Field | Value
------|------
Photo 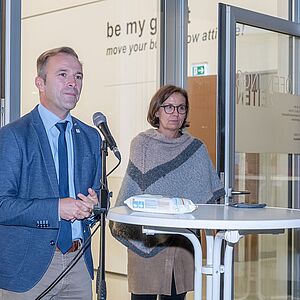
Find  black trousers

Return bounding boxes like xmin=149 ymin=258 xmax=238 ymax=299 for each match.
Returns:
xmin=131 ymin=274 xmax=187 ymax=300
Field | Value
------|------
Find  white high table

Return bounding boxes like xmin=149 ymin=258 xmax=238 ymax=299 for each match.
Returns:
xmin=107 ymin=204 xmax=300 ymax=300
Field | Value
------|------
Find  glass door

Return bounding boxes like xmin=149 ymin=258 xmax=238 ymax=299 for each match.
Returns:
xmin=218 ymin=3 xmax=300 ymax=299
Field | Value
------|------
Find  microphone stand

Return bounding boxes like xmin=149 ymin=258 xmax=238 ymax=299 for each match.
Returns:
xmin=93 ymin=140 xmax=109 ymax=300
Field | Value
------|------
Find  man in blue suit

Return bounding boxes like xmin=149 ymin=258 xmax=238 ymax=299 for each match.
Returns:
xmin=0 ymin=47 xmax=102 ymax=299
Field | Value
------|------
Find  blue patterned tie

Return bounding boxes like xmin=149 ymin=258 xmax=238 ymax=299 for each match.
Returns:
xmin=55 ymin=122 xmax=72 ymax=254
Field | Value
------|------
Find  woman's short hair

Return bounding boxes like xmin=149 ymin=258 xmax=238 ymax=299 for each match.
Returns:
xmin=147 ymin=84 xmax=189 ymax=129
xmin=36 ymin=46 xmax=81 ymax=80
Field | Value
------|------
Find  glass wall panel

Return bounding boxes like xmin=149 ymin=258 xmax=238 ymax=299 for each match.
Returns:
xmin=21 ymin=1 xmax=160 ymax=299
xmin=234 ymin=25 xmax=300 ymax=299
xmin=187 ymin=0 xmax=289 ymax=163
xmin=21 ymin=0 xmax=159 ymax=172
xmin=187 ymin=1 xmax=294 ymax=299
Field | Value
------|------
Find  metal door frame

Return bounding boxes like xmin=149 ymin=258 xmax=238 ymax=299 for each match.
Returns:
xmin=0 ymin=0 xmax=21 ymax=126
xmin=217 ymin=2 xmax=300 ymax=204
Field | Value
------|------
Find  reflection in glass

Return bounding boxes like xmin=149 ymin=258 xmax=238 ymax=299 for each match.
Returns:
xmin=235 ymin=24 xmax=300 ymax=299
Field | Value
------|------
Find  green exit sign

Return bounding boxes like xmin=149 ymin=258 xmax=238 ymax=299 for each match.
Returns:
xmin=191 ymin=63 xmax=208 ymax=76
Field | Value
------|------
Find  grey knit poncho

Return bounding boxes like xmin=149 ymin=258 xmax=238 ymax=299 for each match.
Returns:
xmin=110 ymin=129 xmax=225 ymax=257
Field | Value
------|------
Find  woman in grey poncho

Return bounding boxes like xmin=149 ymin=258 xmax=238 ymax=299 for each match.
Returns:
xmin=110 ymin=85 xmax=225 ymax=300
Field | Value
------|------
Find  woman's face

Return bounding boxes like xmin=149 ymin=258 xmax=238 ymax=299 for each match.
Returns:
xmin=155 ymin=92 xmax=187 ymax=138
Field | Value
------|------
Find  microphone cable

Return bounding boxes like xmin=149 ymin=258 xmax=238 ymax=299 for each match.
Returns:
xmin=35 ymin=152 xmax=121 ymax=299
xmin=107 ymin=158 xmax=121 ymax=177
xmin=35 ymin=223 xmax=100 ymax=300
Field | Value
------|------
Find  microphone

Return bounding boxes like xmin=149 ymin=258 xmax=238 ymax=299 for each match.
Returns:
xmin=93 ymin=112 xmax=121 ymax=160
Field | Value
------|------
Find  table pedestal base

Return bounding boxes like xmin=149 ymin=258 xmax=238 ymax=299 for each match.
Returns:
xmin=143 ymin=226 xmax=243 ymax=300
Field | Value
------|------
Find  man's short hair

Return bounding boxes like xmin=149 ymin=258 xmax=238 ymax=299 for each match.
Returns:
xmin=36 ymin=46 xmax=81 ymax=80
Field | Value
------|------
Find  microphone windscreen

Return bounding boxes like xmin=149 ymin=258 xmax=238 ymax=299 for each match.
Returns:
xmin=93 ymin=112 xmax=107 ymax=127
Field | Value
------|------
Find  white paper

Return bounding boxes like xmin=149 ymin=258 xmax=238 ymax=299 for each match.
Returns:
xmin=124 ymin=194 xmax=196 ymax=214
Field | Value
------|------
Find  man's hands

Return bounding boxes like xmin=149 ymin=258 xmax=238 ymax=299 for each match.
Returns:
xmin=59 ymin=188 xmax=98 ymax=221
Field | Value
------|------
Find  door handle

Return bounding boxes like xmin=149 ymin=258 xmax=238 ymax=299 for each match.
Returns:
xmin=231 ymin=190 xmax=250 ymax=196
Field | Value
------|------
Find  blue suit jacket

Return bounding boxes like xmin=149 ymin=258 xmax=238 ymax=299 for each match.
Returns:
xmin=0 ymin=106 xmax=102 ymax=292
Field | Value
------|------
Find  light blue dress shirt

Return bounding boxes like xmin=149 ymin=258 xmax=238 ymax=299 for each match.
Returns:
xmin=38 ymin=104 xmax=83 ymax=241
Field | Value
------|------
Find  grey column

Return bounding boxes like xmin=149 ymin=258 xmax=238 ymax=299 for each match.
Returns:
xmin=160 ymin=0 xmax=188 ymax=88
xmin=0 ymin=0 xmax=21 ymax=126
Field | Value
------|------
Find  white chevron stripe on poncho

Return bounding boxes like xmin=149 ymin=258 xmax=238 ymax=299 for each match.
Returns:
xmin=110 ymin=129 xmax=225 ymax=257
